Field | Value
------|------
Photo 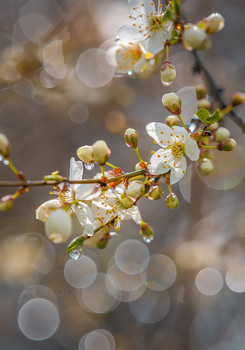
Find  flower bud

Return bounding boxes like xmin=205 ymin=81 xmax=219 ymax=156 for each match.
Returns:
xmin=45 ymin=209 xmax=72 ymax=243
xmin=77 ymin=145 xmax=94 ymax=163
xmin=141 ymin=182 xmax=151 ymax=196
xmin=162 ymin=93 xmax=181 ymax=115
xmin=0 ymin=195 xmax=14 ymax=211
xmin=197 ymin=99 xmax=211 ymax=110
xmin=207 ymin=122 xmax=219 ymax=133
xmin=218 ymin=138 xmax=236 ymax=151
xmin=135 ymin=162 xmax=142 ymax=171
xmin=231 ymin=92 xmax=245 ymax=107
xmin=139 ymin=221 xmax=154 ymax=243
xmin=160 ymin=62 xmax=176 ymax=86
xmin=0 ymin=133 xmax=10 ymax=157
xmin=206 ymin=13 xmax=225 ymax=34
xmin=165 ymin=115 xmax=180 ymax=127
xmin=183 ymin=24 xmax=208 ymax=51
xmin=92 ymin=140 xmax=111 ymax=165
xmin=165 ymin=193 xmax=179 ymax=209
xmin=149 ymin=185 xmax=163 ymax=200
xmin=214 ymin=127 xmax=230 ymax=142
xmin=126 ymin=181 xmax=143 ymax=198
xmin=197 ymin=158 xmax=214 ymax=176
xmin=36 ymin=199 xmax=60 ymax=222
xmin=195 ymin=84 xmax=207 ymax=100
xmin=120 ymin=193 xmax=135 ymax=209
xmin=124 ymin=128 xmax=139 ymax=149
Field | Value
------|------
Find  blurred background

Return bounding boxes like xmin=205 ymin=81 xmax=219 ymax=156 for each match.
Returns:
xmin=0 ymin=0 xmax=245 ymax=349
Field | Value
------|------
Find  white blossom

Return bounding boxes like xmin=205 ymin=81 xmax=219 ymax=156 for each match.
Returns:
xmin=146 ymin=122 xmax=200 ymax=184
xmin=117 ymin=0 xmax=174 ymax=54
xmin=45 ymin=209 xmax=72 ymax=243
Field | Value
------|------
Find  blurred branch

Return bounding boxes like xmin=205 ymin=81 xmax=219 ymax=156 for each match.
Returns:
xmin=191 ymin=50 xmax=245 ymax=133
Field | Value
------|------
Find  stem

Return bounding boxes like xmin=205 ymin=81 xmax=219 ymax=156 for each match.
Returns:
xmin=220 ymin=105 xmax=233 ymax=117
xmin=6 ymin=158 xmax=19 ymax=176
xmin=105 ymin=162 xmax=118 ymax=169
xmin=177 ymin=114 xmax=188 ymax=130
xmin=134 ymin=148 xmax=143 ymax=162
xmin=167 ymin=184 xmax=172 ymax=193
xmin=100 ymin=165 xmax=105 ymax=178
xmin=165 ymin=44 xmax=169 ymax=61
xmin=0 ymin=170 xmax=146 ymax=187
xmin=201 ymin=145 xmax=218 ymax=150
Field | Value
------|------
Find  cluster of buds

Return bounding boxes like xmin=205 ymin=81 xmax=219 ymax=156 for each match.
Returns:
xmin=77 ymin=140 xmax=111 ymax=165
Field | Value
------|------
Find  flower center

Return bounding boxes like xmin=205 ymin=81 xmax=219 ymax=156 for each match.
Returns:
xmin=148 ymin=15 xmax=166 ymax=32
xmin=170 ymin=142 xmax=185 ymax=159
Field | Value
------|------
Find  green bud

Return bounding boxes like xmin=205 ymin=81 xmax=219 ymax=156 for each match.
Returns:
xmin=120 ymin=193 xmax=135 ymax=209
xmin=165 ymin=115 xmax=180 ymax=127
xmin=141 ymin=182 xmax=151 ymax=196
xmin=218 ymin=138 xmax=236 ymax=151
xmin=92 ymin=140 xmax=111 ymax=165
xmin=139 ymin=221 xmax=154 ymax=243
xmin=205 ymin=13 xmax=225 ymax=34
xmin=135 ymin=162 xmax=142 ymax=171
xmin=183 ymin=24 xmax=208 ymax=51
xmin=231 ymin=92 xmax=245 ymax=107
xmin=0 ymin=133 xmax=10 ymax=157
xmin=207 ymin=122 xmax=219 ymax=133
xmin=195 ymin=84 xmax=207 ymax=100
xmin=126 ymin=181 xmax=143 ymax=198
xmin=97 ymin=237 xmax=109 ymax=249
xmin=0 ymin=195 xmax=14 ymax=211
xmin=149 ymin=185 xmax=163 ymax=200
xmin=124 ymin=128 xmax=139 ymax=149
xmin=197 ymin=99 xmax=211 ymax=110
xmin=165 ymin=193 xmax=179 ymax=209
xmin=214 ymin=127 xmax=230 ymax=142
xmin=198 ymin=158 xmax=214 ymax=176
xmin=162 ymin=93 xmax=181 ymax=115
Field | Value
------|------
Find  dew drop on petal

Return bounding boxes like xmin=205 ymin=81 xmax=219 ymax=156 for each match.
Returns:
xmin=69 ymin=246 xmax=84 ymax=261
xmin=84 ymin=163 xmax=94 ymax=170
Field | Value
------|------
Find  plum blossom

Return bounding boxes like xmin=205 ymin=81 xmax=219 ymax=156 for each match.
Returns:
xmin=117 ymin=0 xmax=174 ymax=54
xmin=146 ymin=122 xmax=200 ymax=184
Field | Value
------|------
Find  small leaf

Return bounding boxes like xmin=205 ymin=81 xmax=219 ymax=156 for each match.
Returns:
xmin=196 ymin=108 xmax=210 ymax=123
xmin=66 ymin=236 xmax=87 ymax=254
xmin=206 ymin=109 xmax=220 ymax=124
xmin=171 ymin=0 xmax=181 ymax=16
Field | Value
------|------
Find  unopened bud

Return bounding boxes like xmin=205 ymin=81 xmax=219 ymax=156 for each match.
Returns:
xmin=197 ymin=99 xmax=211 ymax=110
xmin=124 ymin=128 xmax=139 ymax=149
xmin=183 ymin=24 xmax=208 ymax=51
xmin=198 ymin=158 xmax=214 ymax=176
xmin=92 ymin=140 xmax=111 ymax=165
xmin=162 ymin=93 xmax=181 ymax=115
xmin=135 ymin=162 xmax=142 ymax=171
xmin=160 ymin=62 xmax=176 ymax=86
xmin=149 ymin=185 xmax=163 ymax=200
xmin=195 ymin=84 xmax=207 ymax=100
xmin=139 ymin=221 xmax=154 ymax=243
xmin=231 ymin=92 xmax=245 ymax=107
xmin=45 ymin=209 xmax=72 ymax=243
xmin=214 ymin=127 xmax=230 ymax=142
xmin=97 ymin=237 xmax=109 ymax=249
xmin=126 ymin=181 xmax=143 ymax=198
xmin=141 ymin=182 xmax=151 ymax=196
xmin=207 ymin=122 xmax=219 ymax=133
xmin=120 ymin=193 xmax=135 ymax=209
xmin=77 ymin=145 xmax=94 ymax=163
xmin=218 ymin=138 xmax=236 ymax=151
xmin=0 ymin=195 xmax=14 ymax=211
xmin=0 ymin=133 xmax=10 ymax=157
xmin=165 ymin=193 xmax=179 ymax=209
xmin=36 ymin=199 xmax=60 ymax=222
xmin=206 ymin=13 xmax=225 ymax=34
xmin=165 ymin=115 xmax=180 ymax=127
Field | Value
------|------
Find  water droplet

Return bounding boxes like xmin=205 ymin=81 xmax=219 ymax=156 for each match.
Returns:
xmin=161 ymin=80 xmax=172 ymax=87
xmin=69 ymin=246 xmax=84 ymax=261
xmin=84 ymin=162 xmax=94 ymax=170
xmin=128 ymin=70 xmax=133 ymax=76
xmin=142 ymin=236 xmax=153 ymax=244
xmin=115 ymin=186 xmax=124 ymax=194
xmin=3 ymin=159 xmax=9 ymax=165
xmin=109 ymin=231 xmax=117 ymax=236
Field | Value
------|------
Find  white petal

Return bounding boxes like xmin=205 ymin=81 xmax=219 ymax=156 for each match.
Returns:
xmin=129 ymin=0 xmax=155 ymax=17
xmin=148 ymin=149 xmax=173 ymax=175
xmin=74 ymin=204 xmax=94 ymax=236
xmin=45 ymin=209 xmax=72 ymax=243
xmin=69 ymin=157 xmax=83 ymax=191
xmin=117 ymin=24 xmax=145 ymax=42
xmin=177 ymin=86 xmax=198 ymax=123
xmin=146 ymin=122 xmax=172 ymax=147
xmin=122 ymin=205 xmax=142 ymax=224
xmin=170 ymin=157 xmax=187 ymax=185
xmin=171 ymin=126 xmax=189 ymax=143
xmin=76 ymin=183 xmax=101 ymax=201
xmin=145 ymin=31 xmax=165 ymax=54
xmin=184 ymin=137 xmax=200 ymax=161
xmin=36 ymin=199 xmax=60 ymax=222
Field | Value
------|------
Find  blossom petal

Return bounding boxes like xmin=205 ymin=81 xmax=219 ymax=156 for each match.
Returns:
xmin=145 ymin=31 xmax=165 ymax=54
xmin=177 ymin=86 xmax=198 ymax=123
xmin=76 ymin=183 xmax=101 ymax=201
xmin=170 ymin=156 xmax=187 ymax=185
xmin=146 ymin=122 xmax=172 ymax=147
xmin=148 ymin=149 xmax=173 ymax=175
xmin=74 ymin=204 xmax=94 ymax=236
xmin=36 ymin=199 xmax=60 ymax=222
xmin=69 ymin=157 xmax=83 ymax=191
xmin=129 ymin=0 xmax=155 ymax=17
xmin=184 ymin=137 xmax=200 ymax=161
xmin=117 ymin=24 xmax=145 ymax=42
xmin=123 ymin=205 xmax=142 ymax=224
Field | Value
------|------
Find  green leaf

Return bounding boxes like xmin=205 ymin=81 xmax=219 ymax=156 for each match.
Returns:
xmin=206 ymin=109 xmax=220 ymax=124
xmin=169 ymin=29 xmax=180 ymax=44
xmin=162 ymin=7 xmax=175 ymax=21
xmin=171 ymin=0 xmax=181 ymax=16
xmin=196 ymin=109 xmax=210 ymax=123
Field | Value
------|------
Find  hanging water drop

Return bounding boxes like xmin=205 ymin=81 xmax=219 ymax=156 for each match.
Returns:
xmin=69 ymin=246 xmax=84 ymax=260
xmin=84 ymin=162 xmax=94 ymax=170
xmin=142 ymin=236 xmax=153 ymax=243
xmin=2 ymin=159 xmax=9 ymax=165
xmin=128 ymin=70 xmax=133 ymax=76
xmin=160 ymin=62 xmax=176 ymax=86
